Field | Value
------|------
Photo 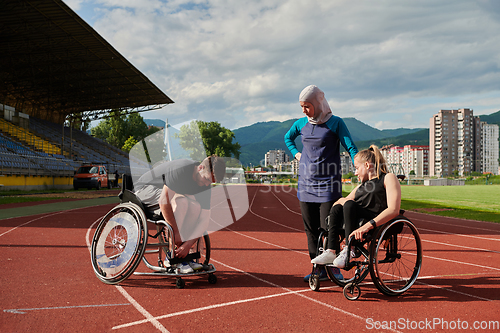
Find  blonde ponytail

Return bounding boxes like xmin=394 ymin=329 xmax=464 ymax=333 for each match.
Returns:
xmin=355 ymin=145 xmax=388 ymax=178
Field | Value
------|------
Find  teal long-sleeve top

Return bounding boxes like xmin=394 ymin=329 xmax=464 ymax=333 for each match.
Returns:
xmin=284 ymin=116 xmax=358 ymax=202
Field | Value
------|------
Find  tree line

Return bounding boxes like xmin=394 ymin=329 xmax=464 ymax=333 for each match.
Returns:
xmin=90 ymin=111 xmax=241 ymax=160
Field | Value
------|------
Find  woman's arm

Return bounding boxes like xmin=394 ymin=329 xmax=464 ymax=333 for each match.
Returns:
xmin=284 ymin=118 xmax=306 ymax=158
xmin=334 ymin=184 xmax=360 ymax=205
xmin=350 ymin=173 xmax=401 ymax=240
xmin=325 ymin=116 xmax=358 ymax=162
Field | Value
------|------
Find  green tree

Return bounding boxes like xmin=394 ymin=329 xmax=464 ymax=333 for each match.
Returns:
xmin=177 ymin=120 xmax=241 ymax=160
xmin=122 ymin=136 xmax=138 ymax=153
xmin=90 ymin=110 xmax=160 ymax=150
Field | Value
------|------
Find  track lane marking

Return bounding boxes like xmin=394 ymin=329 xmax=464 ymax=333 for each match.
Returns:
xmin=113 ymin=258 xmax=402 ymax=333
xmin=419 ymin=237 xmax=500 ymax=254
xmin=247 ymin=187 xmax=303 ymax=232
xmin=112 ymin=271 xmax=500 ymax=330
xmin=415 ymin=280 xmax=495 ymax=302
xmin=86 ymin=218 xmax=169 ymax=333
xmin=0 ymin=210 xmax=67 ymax=238
xmin=3 ymin=303 xmax=131 ymax=314
xmin=112 ymin=287 xmax=336 ymax=330
xmin=418 ymin=227 xmax=500 ymax=242
xmin=115 ymin=285 xmax=169 ymax=333
xmin=86 ymin=185 xmax=497 ymax=332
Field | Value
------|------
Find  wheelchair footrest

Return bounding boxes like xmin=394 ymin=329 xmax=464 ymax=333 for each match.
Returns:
xmin=133 ymin=264 xmax=216 ymax=277
xmin=167 ymin=252 xmax=201 ymax=266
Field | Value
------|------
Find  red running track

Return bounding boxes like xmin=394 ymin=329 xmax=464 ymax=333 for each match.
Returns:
xmin=1 ymin=184 xmax=499 ymax=332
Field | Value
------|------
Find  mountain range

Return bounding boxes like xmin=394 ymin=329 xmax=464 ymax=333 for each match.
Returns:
xmin=145 ymin=109 xmax=500 ymax=166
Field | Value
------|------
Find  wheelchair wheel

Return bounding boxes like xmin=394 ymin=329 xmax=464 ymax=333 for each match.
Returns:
xmin=369 ymin=218 xmax=422 ymax=296
xmin=91 ymin=203 xmax=148 ymax=284
xmin=343 ymin=282 xmax=361 ymax=301
xmin=320 ymin=232 xmax=370 ymax=288
xmin=194 ymin=234 xmax=211 ymax=266
xmin=308 ymin=265 xmax=322 ymax=291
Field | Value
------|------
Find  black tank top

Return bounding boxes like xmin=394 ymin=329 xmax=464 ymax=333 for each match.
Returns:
xmin=354 ymin=173 xmax=387 ymax=215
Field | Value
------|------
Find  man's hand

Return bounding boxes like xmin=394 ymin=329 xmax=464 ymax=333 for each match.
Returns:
xmin=174 ymin=238 xmax=197 ymax=258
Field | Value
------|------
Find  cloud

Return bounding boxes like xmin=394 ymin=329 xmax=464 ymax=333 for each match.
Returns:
xmin=71 ymin=0 xmax=500 ymax=130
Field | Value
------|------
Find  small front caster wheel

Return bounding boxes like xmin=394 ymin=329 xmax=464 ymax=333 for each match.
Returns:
xmin=176 ymin=277 xmax=185 ymax=289
xmin=343 ymin=282 xmax=361 ymax=301
xmin=309 ymin=274 xmax=320 ymax=291
xmin=208 ymin=274 xmax=217 ymax=284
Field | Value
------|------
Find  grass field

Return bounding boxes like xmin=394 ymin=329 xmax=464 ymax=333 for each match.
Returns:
xmin=341 ymin=184 xmax=500 ymax=223
xmin=399 ymin=185 xmax=500 ymax=223
xmin=401 ymin=185 xmax=500 ymax=213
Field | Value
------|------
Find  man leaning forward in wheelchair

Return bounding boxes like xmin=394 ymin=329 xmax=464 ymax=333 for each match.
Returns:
xmin=311 ymin=145 xmax=401 ymax=268
xmin=134 ymin=155 xmax=226 ymax=274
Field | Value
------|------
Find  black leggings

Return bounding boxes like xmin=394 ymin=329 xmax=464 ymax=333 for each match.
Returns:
xmin=300 ymin=201 xmax=335 ymax=259
xmin=327 ymin=201 xmax=376 ymax=253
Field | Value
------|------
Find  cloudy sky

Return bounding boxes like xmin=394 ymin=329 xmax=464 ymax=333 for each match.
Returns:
xmin=66 ymin=0 xmax=500 ymax=131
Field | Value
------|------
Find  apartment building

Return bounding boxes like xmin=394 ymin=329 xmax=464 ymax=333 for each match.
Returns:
xmin=402 ymin=145 xmax=429 ymax=177
xmin=340 ymin=151 xmax=355 ymax=175
xmin=481 ymin=122 xmax=500 ymax=175
xmin=264 ymin=149 xmax=290 ymax=168
xmin=429 ymin=109 xmax=482 ymax=177
xmin=380 ymin=145 xmax=429 ymax=177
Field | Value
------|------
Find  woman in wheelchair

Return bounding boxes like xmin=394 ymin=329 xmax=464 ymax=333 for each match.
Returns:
xmin=311 ymin=144 xmax=401 ymax=268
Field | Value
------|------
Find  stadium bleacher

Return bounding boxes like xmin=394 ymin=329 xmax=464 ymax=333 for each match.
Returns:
xmin=0 ymin=117 xmax=130 ymax=177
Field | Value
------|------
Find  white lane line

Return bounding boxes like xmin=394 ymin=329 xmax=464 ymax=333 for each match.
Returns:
xmin=248 ymin=189 xmax=500 ymax=271
xmin=113 ymin=258 xmax=402 ymax=333
xmin=268 ymin=187 xmax=302 ymax=216
xmin=0 ymin=210 xmax=67 ymax=238
xmin=408 ymin=211 xmax=500 ymax=228
xmin=422 ymin=252 xmax=500 ymax=271
xmin=112 ymin=287 xmax=334 ymax=330
xmin=415 ymin=280 xmax=494 ymax=302
xmin=420 ymin=237 xmax=500 ymax=254
xmin=419 ymin=219 xmax=500 ymax=234
xmin=3 ymin=303 xmax=131 ymax=314
xmin=86 ymin=218 xmax=170 ymax=333
xmin=113 ymin=270 xmax=500 ymax=330
xmin=418 ymin=227 xmax=500 ymax=242
xmin=248 ymin=187 xmax=303 ymax=232
xmin=115 ymin=285 xmax=169 ymax=333
xmin=211 ymin=218 xmax=307 ymax=256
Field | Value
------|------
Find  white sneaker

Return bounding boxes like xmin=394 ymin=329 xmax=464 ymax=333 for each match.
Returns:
xmin=311 ymin=250 xmax=337 ymax=265
xmin=177 ymin=262 xmax=194 ymax=274
xmin=189 ymin=261 xmax=204 ymax=271
xmin=163 ymin=251 xmax=172 ymax=268
xmin=332 ymin=247 xmax=356 ymax=269
xmin=163 ymin=258 xmax=171 ymax=268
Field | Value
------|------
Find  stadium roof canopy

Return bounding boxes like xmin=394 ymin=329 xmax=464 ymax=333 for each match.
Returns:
xmin=0 ymin=0 xmax=174 ymax=124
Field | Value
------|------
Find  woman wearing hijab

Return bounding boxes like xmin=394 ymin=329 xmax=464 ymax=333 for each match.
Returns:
xmin=284 ymin=85 xmax=358 ymax=282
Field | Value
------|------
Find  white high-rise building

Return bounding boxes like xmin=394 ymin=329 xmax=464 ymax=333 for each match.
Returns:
xmin=380 ymin=145 xmax=429 ymax=177
xmin=429 ymin=109 xmax=482 ymax=177
xmin=340 ymin=152 xmax=355 ymax=175
xmin=481 ymin=122 xmax=499 ymax=175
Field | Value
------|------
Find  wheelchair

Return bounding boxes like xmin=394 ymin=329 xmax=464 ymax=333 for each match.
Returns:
xmin=90 ymin=178 xmax=217 ymax=289
xmin=309 ymin=211 xmax=422 ymax=300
